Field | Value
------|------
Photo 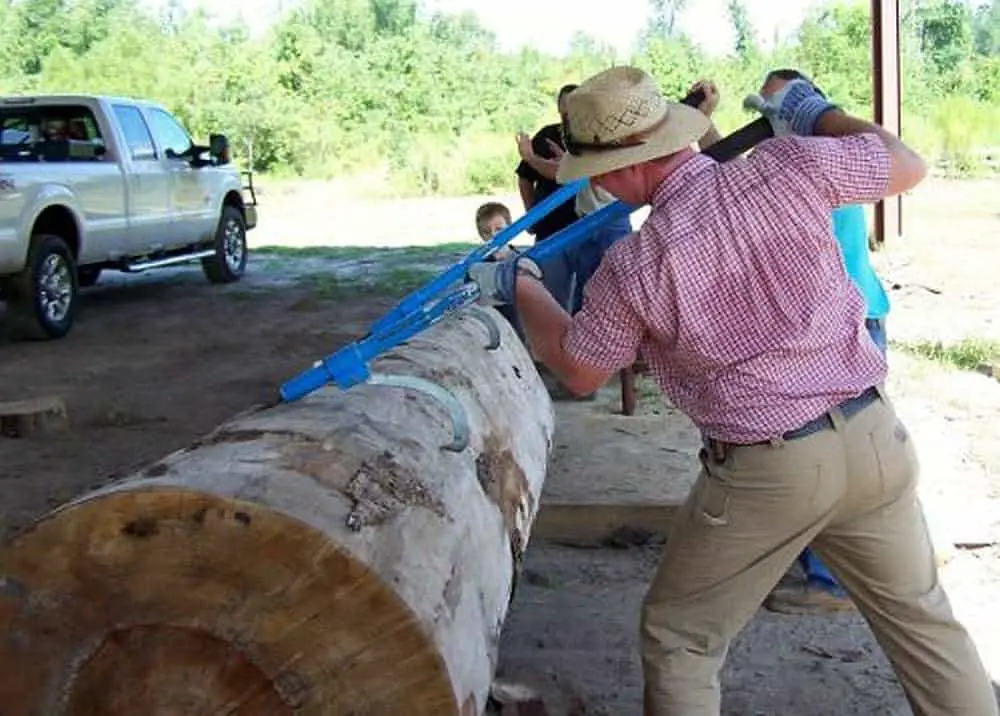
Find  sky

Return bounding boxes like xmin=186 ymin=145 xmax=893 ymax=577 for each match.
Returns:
xmin=144 ymin=0 xmax=821 ymax=57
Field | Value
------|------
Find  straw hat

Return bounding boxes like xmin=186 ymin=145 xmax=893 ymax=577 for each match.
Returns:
xmin=556 ymin=66 xmax=711 ymax=183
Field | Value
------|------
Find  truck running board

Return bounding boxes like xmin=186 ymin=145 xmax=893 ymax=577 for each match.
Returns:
xmin=123 ymin=249 xmax=216 ymax=273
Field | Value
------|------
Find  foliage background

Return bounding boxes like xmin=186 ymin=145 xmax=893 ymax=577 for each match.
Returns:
xmin=1 ymin=0 xmax=998 ymax=195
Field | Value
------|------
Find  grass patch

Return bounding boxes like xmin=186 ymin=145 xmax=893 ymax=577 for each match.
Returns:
xmin=296 ymin=266 xmax=441 ymax=301
xmin=255 ymin=245 xmax=376 ymax=260
xmin=891 ymin=338 xmax=1000 ymax=371
xmin=254 ymin=242 xmax=477 ymax=262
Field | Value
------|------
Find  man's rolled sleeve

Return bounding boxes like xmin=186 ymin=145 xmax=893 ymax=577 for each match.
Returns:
xmin=563 ymin=258 xmax=645 ymax=372
xmin=763 ymin=134 xmax=892 ymax=208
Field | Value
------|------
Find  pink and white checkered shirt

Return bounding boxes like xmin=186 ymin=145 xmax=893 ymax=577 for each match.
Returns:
xmin=564 ymin=134 xmax=891 ymax=444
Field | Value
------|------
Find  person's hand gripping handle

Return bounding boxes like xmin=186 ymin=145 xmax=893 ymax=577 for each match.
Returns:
xmin=467 ymin=256 xmax=543 ymax=306
xmin=743 ymin=78 xmax=838 ymax=137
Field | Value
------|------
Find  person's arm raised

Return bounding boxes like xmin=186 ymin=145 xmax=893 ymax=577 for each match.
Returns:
xmin=812 ymin=109 xmax=926 ymax=197
xmin=750 ymin=78 xmax=927 ymax=205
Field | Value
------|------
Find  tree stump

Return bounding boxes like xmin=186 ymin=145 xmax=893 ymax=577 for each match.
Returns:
xmin=0 ymin=307 xmax=554 ymax=715
xmin=0 ymin=396 xmax=68 ymax=438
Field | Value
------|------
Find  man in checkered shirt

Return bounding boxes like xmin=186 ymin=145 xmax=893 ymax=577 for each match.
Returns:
xmin=469 ymin=66 xmax=998 ymax=715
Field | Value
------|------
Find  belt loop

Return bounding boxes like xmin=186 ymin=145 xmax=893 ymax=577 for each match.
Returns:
xmin=768 ymin=437 xmax=783 ymax=448
xmin=710 ymin=439 xmax=727 ymax=464
xmin=874 ymin=383 xmax=887 ymax=402
xmin=829 ymin=406 xmax=847 ymax=432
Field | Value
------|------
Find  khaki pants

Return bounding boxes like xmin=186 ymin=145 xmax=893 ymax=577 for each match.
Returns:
xmin=641 ymin=389 xmax=998 ymax=716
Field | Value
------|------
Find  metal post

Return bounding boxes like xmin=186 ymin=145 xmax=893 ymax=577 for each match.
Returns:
xmin=871 ymin=0 xmax=903 ymax=246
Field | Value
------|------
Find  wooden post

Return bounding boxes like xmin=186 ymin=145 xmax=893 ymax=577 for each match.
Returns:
xmin=872 ymin=0 xmax=903 ymax=247
xmin=0 ymin=308 xmax=554 ymax=716
xmin=620 ymin=367 xmax=637 ymax=416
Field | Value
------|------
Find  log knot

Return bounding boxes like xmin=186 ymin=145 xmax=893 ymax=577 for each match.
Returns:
xmin=476 ymin=435 xmax=535 ymax=601
xmin=475 ymin=437 xmax=534 ymax=542
xmin=345 ymin=450 xmax=446 ymax=531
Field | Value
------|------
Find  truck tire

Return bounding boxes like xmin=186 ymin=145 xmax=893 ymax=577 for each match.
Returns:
xmin=201 ymin=205 xmax=247 ymax=284
xmin=78 ymin=267 xmax=102 ymax=288
xmin=7 ymin=233 xmax=78 ymax=341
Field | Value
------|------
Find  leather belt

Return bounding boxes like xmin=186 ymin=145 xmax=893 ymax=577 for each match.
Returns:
xmin=704 ymin=386 xmax=881 ymax=463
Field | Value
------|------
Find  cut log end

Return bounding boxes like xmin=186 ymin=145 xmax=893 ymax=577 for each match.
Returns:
xmin=0 ymin=308 xmax=553 ymax=715
xmin=67 ymin=625 xmax=290 ymax=715
xmin=0 ymin=396 xmax=68 ymax=438
xmin=0 ymin=490 xmax=454 ymax=714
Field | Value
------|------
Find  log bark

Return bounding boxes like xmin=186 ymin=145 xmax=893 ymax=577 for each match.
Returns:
xmin=0 ymin=396 xmax=68 ymax=438
xmin=0 ymin=307 xmax=554 ymax=716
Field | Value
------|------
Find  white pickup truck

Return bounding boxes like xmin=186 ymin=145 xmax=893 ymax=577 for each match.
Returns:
xmin=0 ymin=93 xmax=258 ymax=340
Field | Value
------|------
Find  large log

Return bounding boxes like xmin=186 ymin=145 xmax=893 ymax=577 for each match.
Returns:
xmin=0 ymin=307 xmax=554 ymax=716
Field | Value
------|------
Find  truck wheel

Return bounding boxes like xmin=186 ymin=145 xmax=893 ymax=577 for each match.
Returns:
xmin=78 ymin=267 xmax=102 ymax=288
xmin=201 ymin=205 xmax=247 ymax=284
xmin=8 ymin=234 xmax=78 ymax=340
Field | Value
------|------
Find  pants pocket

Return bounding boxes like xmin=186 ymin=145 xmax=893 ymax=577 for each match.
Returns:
xmin=694 ymin=471 xmax=730 ymax=527
xmin=868 ymin=416 xmax=919 ymax=502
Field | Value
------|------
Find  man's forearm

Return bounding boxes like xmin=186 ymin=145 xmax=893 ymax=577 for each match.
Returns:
xmin=515 ymin=277 xmax=571 ymax=365
xmin=522 ymin=153 xmax=560 ymax=181
xmin=513 ymin=276 xmax=616 ymax=396
xmin=814 ymin=109 xmax=927 ymax=195
xmin=518 ymin=178 xmax=536 ymax=211
xmin=513 ymin=277 xmax=581 ymax=384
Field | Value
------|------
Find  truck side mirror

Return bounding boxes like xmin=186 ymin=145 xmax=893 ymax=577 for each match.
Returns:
xmin=209 ymin=133 xmax=230 ymax=164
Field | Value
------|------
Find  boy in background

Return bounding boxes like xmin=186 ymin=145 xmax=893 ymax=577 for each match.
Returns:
xmin=474 ymin=202 xmax=523 ymax=339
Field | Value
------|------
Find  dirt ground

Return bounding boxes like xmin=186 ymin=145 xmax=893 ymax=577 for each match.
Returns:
xmin=0 ymin=175 xmax=998 ymax=714
xmin=0 ymin=269 xmax=398 ymax=535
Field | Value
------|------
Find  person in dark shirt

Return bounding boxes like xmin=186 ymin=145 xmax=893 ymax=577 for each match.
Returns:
xmin=515 ymin=84 xmax=579 ymax=312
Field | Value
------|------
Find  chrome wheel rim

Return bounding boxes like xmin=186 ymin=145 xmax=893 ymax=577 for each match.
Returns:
xmin=39 ymin=253 xmax=73 ymax=323
xmin=223 ymin=218 xmax=245 ymax=273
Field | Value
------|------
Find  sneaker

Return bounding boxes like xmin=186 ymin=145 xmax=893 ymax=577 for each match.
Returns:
xmin=763 ymin=582 xmax=856 ymax=615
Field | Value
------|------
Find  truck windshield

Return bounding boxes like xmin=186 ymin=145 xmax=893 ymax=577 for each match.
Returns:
xmin=0 ymin=103 xmax=106 ymax=162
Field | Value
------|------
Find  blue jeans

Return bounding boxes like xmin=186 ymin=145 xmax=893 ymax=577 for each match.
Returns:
xmin=798 ymin=316 xmax=887 ymax=593
xmin=569 ymin=214 xmax=632 ymax=314
xmin=536 ymin=250 xmax=574 ymax=311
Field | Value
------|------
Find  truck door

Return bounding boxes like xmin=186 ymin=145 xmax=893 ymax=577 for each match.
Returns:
xmin=111 ymin=104 xmax=172 ymax=253
xmin=145 ymin=107 xmax=215 ymax=249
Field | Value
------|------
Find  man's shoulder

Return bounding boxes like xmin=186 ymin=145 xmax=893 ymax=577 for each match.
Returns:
xmin=752 ymin=133 xmax=886 ymax=165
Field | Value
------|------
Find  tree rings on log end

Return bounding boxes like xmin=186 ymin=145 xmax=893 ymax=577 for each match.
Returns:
xmin=67 ymin=625 xmax=290 ymax=715
xmin=0 ymin=490 xmax=457 ymax=715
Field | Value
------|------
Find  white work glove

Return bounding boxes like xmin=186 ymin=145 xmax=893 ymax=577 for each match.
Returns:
xmin=743 ymin=78 xmax=838 ymax=137
xmin=467 ymin=256 xmax=543 ymax=306
xmin=743 ymin=93 xmax=792 ymax=136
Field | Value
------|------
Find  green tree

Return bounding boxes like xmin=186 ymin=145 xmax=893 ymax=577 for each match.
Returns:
xmin=793 ymin=1 xmax=873 ymax=111
xmin=728 ymin=0 xmax=759 ymax=64
xmin=0 ymin=0 xmax=996 ymax=189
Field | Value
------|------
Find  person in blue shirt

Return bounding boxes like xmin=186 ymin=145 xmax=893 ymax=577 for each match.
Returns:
xmin=757 ymin=69 xmax=892 ymax=614
xmin=833 ymin=203 xmax=890 ymax=352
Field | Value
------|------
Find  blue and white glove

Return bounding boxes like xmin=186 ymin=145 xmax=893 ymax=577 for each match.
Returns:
xmin=743 ymin=78 xmax=838 ymax=137
xmin=467 ymin=256 xmax=542 ymax=306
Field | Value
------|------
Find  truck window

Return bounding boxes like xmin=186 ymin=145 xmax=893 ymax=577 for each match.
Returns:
xmin=1 ymin=104 xmax=106 ymax=162
xmin=113 ymin=105 xmax=157 ymax=161
xmin=148 ymin=108 xmax=193 ymax=159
